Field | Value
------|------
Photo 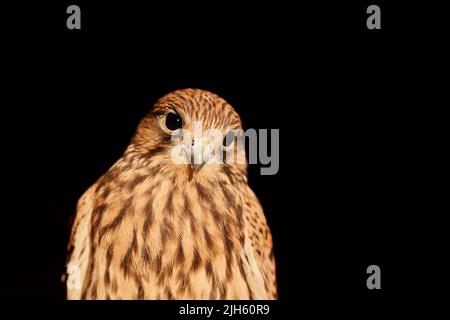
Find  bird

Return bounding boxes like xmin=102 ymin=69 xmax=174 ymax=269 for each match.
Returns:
xmin=66 ymin=88 xmax=277 ymax=299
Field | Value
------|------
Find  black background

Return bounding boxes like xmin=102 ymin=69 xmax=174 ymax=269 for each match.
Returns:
xmin=2 ymin=0 xmax=444 ymax=316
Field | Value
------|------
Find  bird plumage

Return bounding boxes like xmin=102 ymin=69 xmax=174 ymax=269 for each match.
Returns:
xmin=66 ymin=89 xmax=276 ymax=299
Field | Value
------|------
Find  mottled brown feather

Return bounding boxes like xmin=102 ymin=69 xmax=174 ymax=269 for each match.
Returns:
xmin=66 ymin=89 xmax=276 ymax=300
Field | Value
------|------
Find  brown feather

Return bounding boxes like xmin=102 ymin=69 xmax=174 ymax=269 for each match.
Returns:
xmin=66 ymin=89 xmax=277 ymax=299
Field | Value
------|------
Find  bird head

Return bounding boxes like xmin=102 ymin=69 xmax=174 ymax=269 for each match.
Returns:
xmin=129 ymin=89 xmax=247 ymax=181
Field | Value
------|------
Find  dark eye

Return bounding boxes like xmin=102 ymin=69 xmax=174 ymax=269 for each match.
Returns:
xmin=165 ymin=112 xmax=182 ymax=131
xmin=223 ymin=130 xmax=236 ymax=147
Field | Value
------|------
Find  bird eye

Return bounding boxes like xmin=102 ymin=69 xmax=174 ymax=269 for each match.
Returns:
xmin=165 ymin=112 xmax=183 ymax=131
xmin=223 ymin=130 xmax=236 ymax=147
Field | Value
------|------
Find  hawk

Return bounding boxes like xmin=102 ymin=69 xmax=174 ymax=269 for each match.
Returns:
xmin=66 ymin=89 xmax=277 ymax=299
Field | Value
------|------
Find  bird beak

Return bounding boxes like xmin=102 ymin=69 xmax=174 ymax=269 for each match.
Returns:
xmin=189 ymin=137 xmax=214 ymax=172
xmin=191 ymin=162 xmax=204 ymax=172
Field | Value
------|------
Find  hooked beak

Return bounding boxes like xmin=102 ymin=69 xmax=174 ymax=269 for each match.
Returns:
xmin=190 ymin=158 xmax=204 ymax=172
xmin=188 ymin=137 xmax=214 ymax=173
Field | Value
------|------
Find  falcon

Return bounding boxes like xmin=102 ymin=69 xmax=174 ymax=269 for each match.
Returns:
xmin=66 ymin=89 xmax=277 ymax=299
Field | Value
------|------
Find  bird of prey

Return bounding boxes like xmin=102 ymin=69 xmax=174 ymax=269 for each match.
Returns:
xmin=66 ymin=89 xmax=277 ymax=299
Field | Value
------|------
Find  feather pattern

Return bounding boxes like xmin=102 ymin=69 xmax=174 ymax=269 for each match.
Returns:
xmin=66 ymin=89 xmax=277 ymax=299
